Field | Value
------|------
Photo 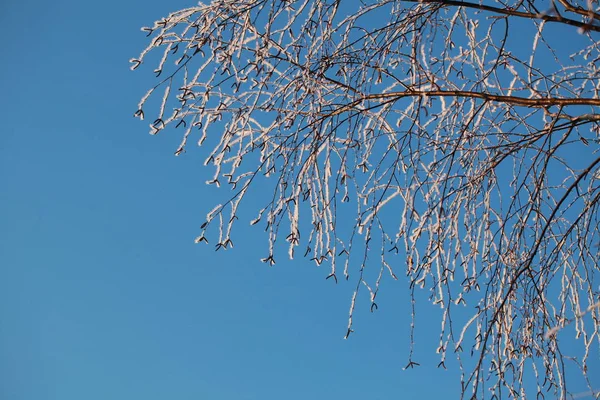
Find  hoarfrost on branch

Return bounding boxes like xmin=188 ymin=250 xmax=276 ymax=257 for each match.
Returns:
xmin=132 ymin=1 xmax=600 ymax=398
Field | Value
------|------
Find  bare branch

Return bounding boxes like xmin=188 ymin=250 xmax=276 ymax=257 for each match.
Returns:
xmin=132 ymin=1 xmax=600 ymax=398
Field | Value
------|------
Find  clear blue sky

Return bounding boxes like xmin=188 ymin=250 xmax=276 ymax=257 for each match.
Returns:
xmin=0 ymin=1 xmax=596 ymax=399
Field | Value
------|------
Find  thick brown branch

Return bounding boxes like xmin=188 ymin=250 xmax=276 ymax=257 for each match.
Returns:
xmin=330 ymin=90 xmax=600 ymax=116
xmin=409 ymin=0 xmax=600 ymax=32
xmin=556 ymin=0 xmax=600 ymax=22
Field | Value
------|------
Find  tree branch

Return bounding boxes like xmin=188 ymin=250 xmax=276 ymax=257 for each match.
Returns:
xmin=409 ymin=0 xmax=600 ymax=32
xmin=329 ymin=90 xmax=600 ymax=117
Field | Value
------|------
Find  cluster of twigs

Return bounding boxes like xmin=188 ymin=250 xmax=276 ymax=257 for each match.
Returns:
xmin=132 ymin=0 xmax=600 ymax=398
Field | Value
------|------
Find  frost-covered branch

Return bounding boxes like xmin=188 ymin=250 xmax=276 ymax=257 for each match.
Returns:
xmin=131 ymin=1 xmax=600 ymax=398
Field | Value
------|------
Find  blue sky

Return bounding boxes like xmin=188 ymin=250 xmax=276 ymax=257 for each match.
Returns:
xmin=0 ymin=1 xmax=597 ymax=399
